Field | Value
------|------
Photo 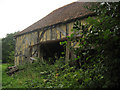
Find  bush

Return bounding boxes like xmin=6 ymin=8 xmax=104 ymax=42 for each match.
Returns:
xmin=61 ymin=2 xmax=120 ymax=88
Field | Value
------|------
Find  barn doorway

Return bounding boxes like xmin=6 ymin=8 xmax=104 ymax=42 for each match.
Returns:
xmin=39 ymin=39 xmax=66 ymax=64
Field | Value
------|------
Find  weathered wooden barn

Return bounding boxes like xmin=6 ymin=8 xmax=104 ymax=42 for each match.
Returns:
xmin=14 ymin=2 xmax=95 ymax=66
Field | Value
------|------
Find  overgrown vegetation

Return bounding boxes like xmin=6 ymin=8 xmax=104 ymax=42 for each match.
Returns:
xmin=65 ymin=2 xmax=120 ymax=88
xmin=2 ymin=58 xmax=105 ymax=88
xmin=2 ymin=58 xmax=82 ymax=88
xmin=2 ymin=2 xmax=120 ymax=88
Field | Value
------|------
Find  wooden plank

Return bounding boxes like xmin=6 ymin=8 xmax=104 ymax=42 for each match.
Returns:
xmin=47 ymin=30 xmax=50 ymax=40
xmin=19 ymin=51 xmax=22 ymax=65
xmin=46 ymin=32 xmax=47 ymax=41
xmin=52 ymin=29 xmax=54 ymax=40
xmin=52 ymin=29 xmax=57 ymax=40
xmin=55 ymin=30 xmax=57 ymax=39
xmin=50 ymin=27 xmax=52 ymax=40
xmin=60 ymin=32 xmax=61 ymax=39
xmin=30 ymin=47 xmax=32 ymax=57
xmin=38 ymin=45 xmax=40 ymax=58
xmin=39 ymin=30 xmax=46 ymax=41
xmin=56 ymin=30 xmax=60 ymax=39
xmin=56 ymin=27 xmax=66 ymax=37
xmin=38 ymin=45 xmax=44 ymax=62
xmin=66 ymin=24 xmax=69 ymax=36
xmin=37 ymin=31 xmax=40 ymax=42
xmin=32 ymin=49 xmax=37 ymax=56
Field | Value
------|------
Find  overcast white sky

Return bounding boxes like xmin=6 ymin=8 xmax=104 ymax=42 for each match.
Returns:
xmin=0 ymin=0 xmax=76 ymax=38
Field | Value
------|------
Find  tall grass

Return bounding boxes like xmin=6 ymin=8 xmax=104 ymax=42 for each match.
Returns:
xmin=2 ymin=58 xmax=82 ymax=88
xmin=2 ymin=57 xmax=105 ymax=88
xmin=2 ymin=58 xmax=66 ymax=88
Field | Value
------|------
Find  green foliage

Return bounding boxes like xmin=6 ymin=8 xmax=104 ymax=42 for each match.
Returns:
xmin=62 ymin=2 xmax=120 ymax=88
xmin=3 ymin=58 xmax=103 ymax=88
xmin=2 ymin=64 xmax=14 ymax=88
xmin=2 ymin=32 xmax=18 ymax=63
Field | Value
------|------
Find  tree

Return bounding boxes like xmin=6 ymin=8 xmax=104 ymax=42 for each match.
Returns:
xmin=2 ymin=32 xmax=18 ymax=63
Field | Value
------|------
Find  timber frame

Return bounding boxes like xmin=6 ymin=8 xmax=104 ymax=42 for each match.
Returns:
xmin=14 ymin=19 xmax=86 ymax=65
xmin=14 ymin=2 xmax=96 ymax=66
xmin=28 ymin=23 xmax=70 ymax=62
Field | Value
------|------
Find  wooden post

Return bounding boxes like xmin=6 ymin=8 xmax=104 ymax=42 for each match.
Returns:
xmin=28 ymin=46 xmax=32 ymax=63
xmin=60 ymin=32 xmax=61 ymax=39
xmin=65 ymin=24 xmax=70 ymax=64
xmin=65 ymin=40 xmax=71 ymax=64
xmin=46 ymin=32 xmax=47 ymax=41
xmin=30 ymin=47 xmax=32 ymax=57
xmin=66 ymin=24 xmax=69 ymax=36
xmin=38 ymin=45 xmax=44 ymax=62
xmin=37 ymin=31 xmax=40 ymax=57
xmin=50 ymin=27 xmax=52 ymax=40
xmin=38 ymin=45 xmax=41 ymax=58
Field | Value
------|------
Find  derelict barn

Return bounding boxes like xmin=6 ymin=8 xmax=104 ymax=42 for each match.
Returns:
xmin=14 ymin=2 xmax=94 ymax=66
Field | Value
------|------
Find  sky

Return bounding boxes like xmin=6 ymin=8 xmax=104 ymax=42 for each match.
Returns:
xmin=0 ymin=0 xmax=76 ymax=38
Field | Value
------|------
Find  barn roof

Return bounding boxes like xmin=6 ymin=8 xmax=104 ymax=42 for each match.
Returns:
xmin=15 ymin=2 xmax=95 ymax=37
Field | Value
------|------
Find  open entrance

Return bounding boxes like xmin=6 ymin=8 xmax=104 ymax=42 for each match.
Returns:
xmin=39 ymin=39 xmax=66 ymax=64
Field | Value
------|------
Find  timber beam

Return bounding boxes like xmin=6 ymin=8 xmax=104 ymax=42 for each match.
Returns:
xmin=56 ymin=27 xmax=66 ymax=37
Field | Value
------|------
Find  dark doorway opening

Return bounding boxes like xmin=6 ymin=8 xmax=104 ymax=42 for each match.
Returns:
xmin=40 ymin=40 xmax=65 ymax=64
